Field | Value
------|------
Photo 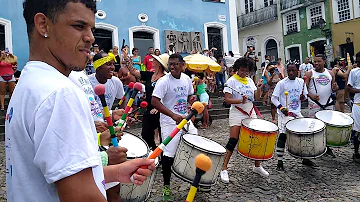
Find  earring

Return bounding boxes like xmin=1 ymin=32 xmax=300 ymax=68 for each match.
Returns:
xmin=44 ymin=33 xmax=48 ymax=38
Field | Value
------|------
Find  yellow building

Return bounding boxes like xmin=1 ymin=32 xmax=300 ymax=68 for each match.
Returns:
xmin=330 ymin=0 xmax=360 ymax=62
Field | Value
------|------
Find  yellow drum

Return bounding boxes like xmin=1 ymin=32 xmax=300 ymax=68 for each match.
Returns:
xmin=238 ymin=118 xmax=279 ymax=160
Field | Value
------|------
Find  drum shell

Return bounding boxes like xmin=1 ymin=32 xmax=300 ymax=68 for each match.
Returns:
xmin=286 ymin=123 xmax=326 ymax=159
xmin=238 ymin=121 xmax=278 ymax=160
xmin=172 ymin=134 xmax=225 ymax=186
xmin=325 ymin=124 xmax=352 ymax=147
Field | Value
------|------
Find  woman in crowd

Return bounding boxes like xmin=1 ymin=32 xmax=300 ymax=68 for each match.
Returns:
xmin=0 ymin=50 xmax=17 ymax=111
xmin=131 ymin=48 xmax=142 ymax=71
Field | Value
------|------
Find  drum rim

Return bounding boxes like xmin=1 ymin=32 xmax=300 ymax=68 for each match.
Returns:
xmin=171 ymin=166 xmax=216 ymax=186
xmin=121 ymin=131 xmax=150 ymax=158
xmin=182 ymin=134 xmax=226 ymax=155
xmin=241 ymin=118 xmax=279 ymax=133
xmin=315 ymin=110 xmax=354 ymax=127
xmin=285 ymin=118 xmax=326 ymax=134
xmin=288 ymin=147 xmax=327 ymax=159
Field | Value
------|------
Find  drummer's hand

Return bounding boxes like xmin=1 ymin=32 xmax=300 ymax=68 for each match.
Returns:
xmin=115 ymin=158 xmax=155 ymax=185
xmin=241 ymin=95 xmax=248 ymax=104
xmin=300 ymin=94 xmax=306 ymax=101
xmin=280 ymin=107 xmax=288 ymax=116
xmin=188 ymin=95 xmax=197 ymax=105
xmin=171 ymin=113 xmax=185 ymax=124
xmin=95 ymin=121 xmax=108 ymax=133
xmin=150 ymin=108 xmax=158 ymax=114
xmin=312 ymin=94 xmax=320 ymax=101
xmin=107 ymin=146 xmax=128 ymax=165
xmin=112 ymin=109 xmax=125 ymax=121
xmin=100 ymin=127 xmax=123 ymax=146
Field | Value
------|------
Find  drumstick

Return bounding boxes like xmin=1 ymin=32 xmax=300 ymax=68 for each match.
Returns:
xmin=130 ymin=102 xmax=205 ymax=182
xmin=117 ymin=82 xmax=143 ymax=129
xmin=185 ymin=154 xmax=212 ymax=202
xmin=134 ymin=101 xmax=148 ymax=119
xmin=94 ymin=84 xmax=118 ymax=147
xmin=284 ymin=91 xmax=289 ymax=110
xmin=118 ymin=82 xmax=134 ymax=106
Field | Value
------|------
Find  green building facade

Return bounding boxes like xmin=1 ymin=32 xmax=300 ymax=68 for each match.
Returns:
xmin=280 ymin=0 xmax=333 ymax=64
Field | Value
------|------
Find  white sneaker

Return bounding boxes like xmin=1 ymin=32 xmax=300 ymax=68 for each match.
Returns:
xmin=253 ymin=166 xmax=269 ymax=177
xmin=220 ymin=170 xmax=229 ymax=183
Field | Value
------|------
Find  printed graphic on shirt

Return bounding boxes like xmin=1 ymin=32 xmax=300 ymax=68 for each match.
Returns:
xmin=6 ymin=107 xmax=13 ymax=123
xmin=288 ymin=88 xmax=301 ymax=111
xmin=174 ymin=99 xmax=187 ymax=114
xmin=89 ymin=97 xmax=103 ymax=119
xmin=237 ymin=85 xmax=254 ymax=102
xmin=316 ymin=75 xmax=330 ymax=86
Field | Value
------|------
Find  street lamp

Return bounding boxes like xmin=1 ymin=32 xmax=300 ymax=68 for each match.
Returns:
xmin=318 ymin=18 xmax=331 ymax=42
xmin=318 ymin=18 xmax=326 ymax=30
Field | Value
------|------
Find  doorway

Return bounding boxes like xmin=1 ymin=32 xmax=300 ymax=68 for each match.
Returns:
xmin=289 ymin=47 xmax=300 ymax=62
xmin=207 ymin=27 xmax=223 ymax=58
xmin=310 ymin=40 xmax=326 ymax=56
xmin=265 ymin=39 xmax=278 ymax=61
xmin=0 ymin=24 xmax=4 ymax=51
xmin=93 ymin=28 xmax=113 ymax=53
xmin=133 ymin=31 xmax=154 ymax=60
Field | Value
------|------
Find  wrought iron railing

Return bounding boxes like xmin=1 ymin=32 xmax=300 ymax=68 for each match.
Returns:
xmin=280 ymin=0 xmax=323 ymax=11
xmin=237 ymin=4 xmax=278 ymax=30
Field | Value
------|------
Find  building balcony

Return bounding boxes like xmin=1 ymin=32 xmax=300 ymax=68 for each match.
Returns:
xmin=237 ymin=4 xmax=278 ymax=30
xmin=280 ymin=0 xmax=323 ymax=12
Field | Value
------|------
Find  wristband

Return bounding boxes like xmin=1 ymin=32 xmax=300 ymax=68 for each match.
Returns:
xmin=277 ymin=104 xmax=283 ymax=110
xmin=97 ymin=133 xmax=101 ymax=146
xmin=99 ymin=151 xmax=109 ymax=166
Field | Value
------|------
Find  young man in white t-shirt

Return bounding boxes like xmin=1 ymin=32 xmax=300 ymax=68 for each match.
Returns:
xmin=346 ymin=51 xmax=360 ymax=163
xmin=152 ymin=54 xmax=197 ymax=201
xmin=298 ymin=57 xmax=314 ymax=78
xmin=271 ymin=63 xmax=309 ymax=170
xmin=5 ymin=1 xmax=154 ymax=201
xmin=89 ymin=52 xmax=125 ymax=110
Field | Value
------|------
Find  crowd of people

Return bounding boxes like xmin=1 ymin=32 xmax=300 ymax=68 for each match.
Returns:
xmin=3 ymin=1 xmax=360 ymax=202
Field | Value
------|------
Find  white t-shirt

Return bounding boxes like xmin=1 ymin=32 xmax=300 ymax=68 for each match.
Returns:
xmin=272 ymin=77 xmax=308 ymax=115
xmin=152 ymin=73 xmax=194 ymax=127
xmin=5 ymin=62 xmax=106 ymax=202
xmin=88 ymin=74 xmax=124 ymax=110
xmin=348 ymin=68 xmax=360 ymax=103
xmin=69 ymin=71 xmax=104 ymax=122
xmin=299 ymin=63 xmax=314 ymax=78
xmin=224 ymin=76 xmax=257 ymax=114
xmin=224 ymin=56 xmax=236 ymax=67
xmin=308 ymin=69 xmax=333 ymax=106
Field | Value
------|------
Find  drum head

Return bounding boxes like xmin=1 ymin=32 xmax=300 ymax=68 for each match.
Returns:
xmin=183 ymin=134 xmax=226 ymax=154
xmin=119 ymin=132 xmax=148 ymax=158
xmin=315 ymin=110 xmax=354 ymax=126
xmin=286 ymin=118 xmax=325 ymax=134
xmin=241 ymin=118 xmax=278 ymax=132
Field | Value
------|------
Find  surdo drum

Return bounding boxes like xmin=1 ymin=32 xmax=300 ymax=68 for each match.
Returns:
xmin=172 ymin=134 xmax=226 ymax=186
xmin=315 ymin=110 xmax=353 ymax=147
xmin=104 ymin=132 xmax=158 ymax=202
xmin=238 ymin=119 xmax=278 ymax=160
xmin=286 ymin=118 xmax=326 ymax=159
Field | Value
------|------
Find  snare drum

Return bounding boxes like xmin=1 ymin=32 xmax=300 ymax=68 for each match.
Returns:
xmin=315 ymin=110 xmax=354 ymax=147
xmin=286 ymin=118 xmax=326 ymax=159
xmin=172 ymin=134 xmax=226 ymax=186
xmin=238 ymin=119 xmax=278 ymax=160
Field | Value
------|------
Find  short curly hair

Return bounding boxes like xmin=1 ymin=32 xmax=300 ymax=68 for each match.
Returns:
xmin=233 ymin=57 xmax=254 ymax=72
xmin=23 ymin=0 xmax=97 ymax=39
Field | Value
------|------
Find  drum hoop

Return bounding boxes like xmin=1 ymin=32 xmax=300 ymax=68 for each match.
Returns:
xmin=325 ymin=123 xmax=353 ymax=128
xmin=286 ymin=125 xmax=326 ymax=135
xmin=122 ymin=131 xmax=150 ymax=158
xmin=182 ymin=135 xmax=226 ymax=155
xmin=242 ymin=124 xmax=278 ymax=134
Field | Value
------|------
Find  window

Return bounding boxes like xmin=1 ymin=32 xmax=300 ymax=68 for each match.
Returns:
xmin=283 ymin=10 xmax=300 ymax=35
xmin=306 ymin=3 xmax=325 ymax=29
xmin=354 ymin=0 xmax=360 ymax=18
xmin=264 ymin=0 xmax=274 ymax=7
xmin=337 ymin=0 xmax=351 ymax=21
xmin=245 ymin=0 xmax=254 ymax=14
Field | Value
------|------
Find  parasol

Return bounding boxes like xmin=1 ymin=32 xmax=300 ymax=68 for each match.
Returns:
xmin=184 ymin=54 xmax=221 ymax=72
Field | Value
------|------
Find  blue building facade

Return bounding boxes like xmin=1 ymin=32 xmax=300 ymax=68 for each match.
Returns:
xmin=0 ymin=0 xmax=240 ymax=70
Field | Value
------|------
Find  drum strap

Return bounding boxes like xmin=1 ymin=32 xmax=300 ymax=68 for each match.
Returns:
xmin=309 ymin=95 xmax=335 ymax=110
xmin=235 ymin=105 xmax=263 ymax=119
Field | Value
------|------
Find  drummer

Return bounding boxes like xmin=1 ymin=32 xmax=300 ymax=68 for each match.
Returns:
xmin=346 ymin=51 xmax=360 ymax=163
xmin=305 ymin=54 xmax=338 ymax=158
xmin=151 ymin=53 xmax=198 ymax=201
xmin=271 ymin=63 xmax=309 ymax=170
xmin=220 ymin=57 xmax=266 ymax=184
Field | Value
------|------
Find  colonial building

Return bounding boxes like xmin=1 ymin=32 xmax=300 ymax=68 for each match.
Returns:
xmin=330 ymin=0 xmax=360 ymax=62
xmin=236 ymin=0 xmax=285 ymax=65
xmin=280 ymin=0 xmax=332 ymax=64
xmin=0 ymin=0 xmax=240 ymax=69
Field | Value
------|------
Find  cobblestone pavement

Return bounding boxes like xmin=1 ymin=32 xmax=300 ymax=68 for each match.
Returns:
xmin=1 ymin=111 xmax=360 ymax=201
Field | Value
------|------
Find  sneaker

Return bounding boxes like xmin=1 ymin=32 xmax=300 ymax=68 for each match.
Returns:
xmin=253 ymin=166 xmax=269 ymax=177
xmin=302 ymin=159 xmax=317 ymax=167
xmin=220 ymin=170 xmax=229 ymax=183
xmin=162 ymin=185 xmax=174 ymax=201
xmin=353 ymin=153 xmax=360 ymax=164
xmin=277 ymin=160 xmax=284 ymax=171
